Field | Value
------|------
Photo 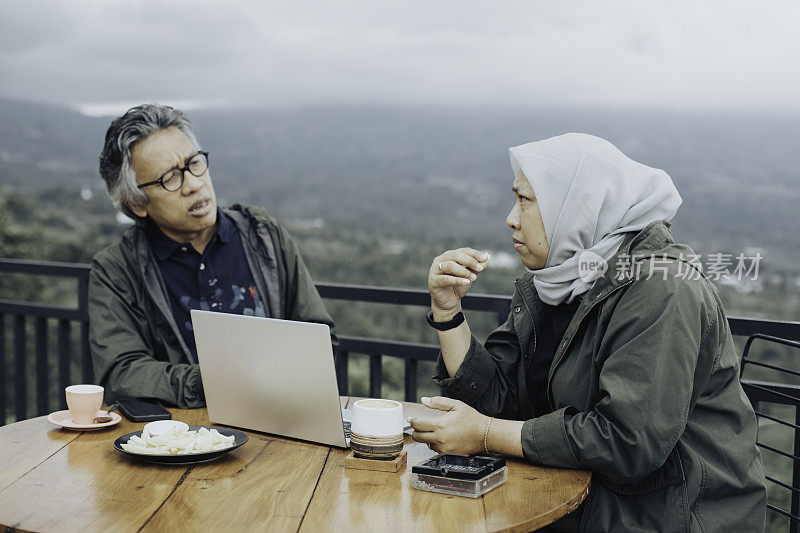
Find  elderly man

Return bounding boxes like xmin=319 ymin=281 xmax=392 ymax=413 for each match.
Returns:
xmin=90 ymin=104 xmax=337 ymax=408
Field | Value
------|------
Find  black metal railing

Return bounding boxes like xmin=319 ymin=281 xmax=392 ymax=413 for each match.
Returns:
xmin=0 ymin=259 xmax=92 ymax=423
xmin=315 ymin=282 xmax=510 ymax=401
xmin=0 ymin=259 xmax=510 ymax=421
xmin=741 ymin=334 xmax=800 ymax=533
xmin=2 ymin=258 xmax=800 ymax=529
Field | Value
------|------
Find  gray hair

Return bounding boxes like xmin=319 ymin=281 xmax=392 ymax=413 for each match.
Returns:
xmin=98 ymin=104 xmax=200 ymax=220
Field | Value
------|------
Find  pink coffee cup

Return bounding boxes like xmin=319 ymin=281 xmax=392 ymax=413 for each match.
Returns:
xmin=65 ymin=385 xmax=104 ymax=424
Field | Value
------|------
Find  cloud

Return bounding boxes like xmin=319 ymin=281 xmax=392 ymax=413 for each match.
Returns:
xmin=0 ymin=0 xmax=798 ymax=110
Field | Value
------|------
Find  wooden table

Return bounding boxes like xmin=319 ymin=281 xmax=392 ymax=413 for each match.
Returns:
xmin=0 ymin=398 xmax=590 ymax=532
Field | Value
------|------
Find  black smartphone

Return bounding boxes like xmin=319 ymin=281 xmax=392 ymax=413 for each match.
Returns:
xmin=116 ymin=397 xmax=172 ymax=422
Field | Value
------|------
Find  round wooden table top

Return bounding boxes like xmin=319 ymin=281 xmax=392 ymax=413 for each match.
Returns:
xmin=0 ymin=398 xmax=590 ymax=533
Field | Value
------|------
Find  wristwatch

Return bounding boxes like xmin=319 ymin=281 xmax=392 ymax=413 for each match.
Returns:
xmin=426 ymin=310 xmax=465 ymax=331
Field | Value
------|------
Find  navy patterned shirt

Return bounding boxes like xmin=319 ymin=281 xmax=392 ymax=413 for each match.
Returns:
xmin=146 ymin=208 xmax=267 ymax=363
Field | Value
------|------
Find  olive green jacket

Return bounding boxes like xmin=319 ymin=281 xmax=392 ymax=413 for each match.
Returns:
xmin=434 ymin=221 xmax=766 ymax=532
xmin=89 ymin=204 xmax=338 ymax=409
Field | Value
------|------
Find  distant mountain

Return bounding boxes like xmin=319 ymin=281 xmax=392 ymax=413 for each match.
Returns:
xmin=1 ymin=98 xmax=798 ymax=268
xmin=0 ymin=99 xmax=106 ymax=173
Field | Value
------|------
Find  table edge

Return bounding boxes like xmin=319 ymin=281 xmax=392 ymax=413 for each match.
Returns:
xmin=492 ymin=471 xmax=592 ymax=533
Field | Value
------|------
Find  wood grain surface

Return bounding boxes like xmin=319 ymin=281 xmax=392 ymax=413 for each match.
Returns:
xmin=0 ymin=399 xmax=590 ymax=533
xmin=0 ymin=416 xmax=81 ymax=493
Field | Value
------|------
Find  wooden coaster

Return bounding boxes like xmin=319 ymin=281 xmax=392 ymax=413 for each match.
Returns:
xmin=345 ymin=450 xmax=407 ymax=473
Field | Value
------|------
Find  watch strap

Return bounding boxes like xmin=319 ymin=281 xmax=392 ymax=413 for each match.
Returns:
xmin=426 ymin=310 xmax=465 ymax=331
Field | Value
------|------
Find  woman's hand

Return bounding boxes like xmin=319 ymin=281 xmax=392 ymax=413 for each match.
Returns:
xmin=410 ymin=396 xmax=490 ymax=455
xmin=428 ymin=248 xmax=489 ymax=320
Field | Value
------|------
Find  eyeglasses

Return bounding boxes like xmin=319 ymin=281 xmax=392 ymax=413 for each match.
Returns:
xmin=137 ymin=151 xmax=210 ymax=191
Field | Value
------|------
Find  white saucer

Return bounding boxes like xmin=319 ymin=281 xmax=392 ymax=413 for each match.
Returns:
xmin=47 ymin=409 xmax=122 ymax=431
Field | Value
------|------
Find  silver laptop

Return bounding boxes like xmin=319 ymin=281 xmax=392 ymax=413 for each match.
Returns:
xmin=190 ymin=310 xmax=349 ymax=448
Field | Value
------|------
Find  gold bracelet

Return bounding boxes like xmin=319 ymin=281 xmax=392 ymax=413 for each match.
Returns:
xmin=483 ymin=417 xmax=495 ymax=455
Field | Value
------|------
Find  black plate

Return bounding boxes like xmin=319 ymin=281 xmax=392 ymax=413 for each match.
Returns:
xmin=113 ymin=426 xmax=248 ymax=465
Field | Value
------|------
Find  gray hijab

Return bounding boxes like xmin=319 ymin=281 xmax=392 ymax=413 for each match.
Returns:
xmin=509 ymin=133 xmax=682 ymax=306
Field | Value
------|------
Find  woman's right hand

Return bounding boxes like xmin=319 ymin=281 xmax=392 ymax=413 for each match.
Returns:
xmin=428 ymin=248 xmax=489 ymax=320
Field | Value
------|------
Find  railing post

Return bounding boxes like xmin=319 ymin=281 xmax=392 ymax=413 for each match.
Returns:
xmin=81 ymin=323 xmax=92 ymax=384
xmin=58 ymin=320 xmax=71 ymax=410
xmin=14 ymin=314 xmax=26 ymax=421
xmin=35 ymin=317 xmax=48 ymax=417
xmin=793 ymin=406 xmax=800 ymax=533
xmin=404 ymin=359 xmax=418 ymax=403
xmin=336 ymin=350 xmax=349 ymax=395
xmin=369 ymin=354 xmax=382 ymax=399
xmin=79 ymin=273 xmax=92 ymax=384
xmin=0 ymin=314 xmax=5 ymax=426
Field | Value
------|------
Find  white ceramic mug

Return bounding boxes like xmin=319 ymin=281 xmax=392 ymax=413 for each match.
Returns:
xmin=350 ymin=399 xmax=404 ymax=459
xmin=351 ymin=398 xmax=404 ymax=437
xmin=65 ymin=384 xmax=104 ymax=424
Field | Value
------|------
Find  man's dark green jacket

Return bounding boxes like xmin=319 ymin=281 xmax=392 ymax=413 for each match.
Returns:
xmin=89 ymin=204 xmax=338 ymax=409
xmin=435 ymin=221 xmax=766 ymax=532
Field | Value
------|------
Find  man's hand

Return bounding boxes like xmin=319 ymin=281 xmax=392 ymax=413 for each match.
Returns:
xmin=428 ymin=248 xmax=489 ymax=321
xmin=410 ymin=396 xmax=490 ymax=455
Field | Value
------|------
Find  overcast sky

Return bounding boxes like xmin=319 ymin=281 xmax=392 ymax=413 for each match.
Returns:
xmin=1 ymin=0 xmax=798 ymax=115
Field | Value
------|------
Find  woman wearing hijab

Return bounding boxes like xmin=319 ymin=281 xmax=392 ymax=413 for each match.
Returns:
xmin=410 ymin=134 xmax=766 ymax=532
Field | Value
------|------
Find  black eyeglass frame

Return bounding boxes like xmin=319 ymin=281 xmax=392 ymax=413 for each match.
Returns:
xmin=136 ymin=151 xmax=210 ymax=191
